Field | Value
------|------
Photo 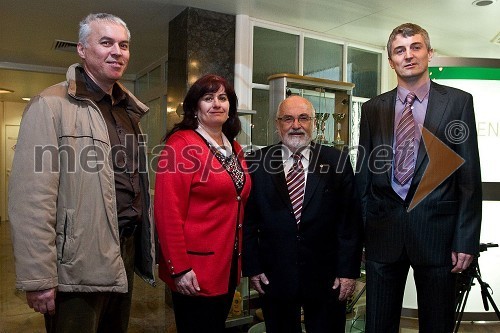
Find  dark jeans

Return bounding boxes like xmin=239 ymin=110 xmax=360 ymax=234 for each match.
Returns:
xmin=44 ymin=233 xmax=136 ymax=333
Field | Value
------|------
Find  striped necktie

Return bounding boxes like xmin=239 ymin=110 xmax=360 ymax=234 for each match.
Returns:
xmin=394 ymin=92 xmax=417 ymax=185
xmin=287 ymin=153 xmax=306 ymax=225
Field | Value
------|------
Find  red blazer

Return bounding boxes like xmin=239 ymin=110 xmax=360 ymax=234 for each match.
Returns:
xmin=154 ymin=130 xmax=251 ymax=296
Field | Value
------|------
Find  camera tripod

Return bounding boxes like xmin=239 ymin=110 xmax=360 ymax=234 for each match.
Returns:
xmin=454 ymin=243 xmax=500 ymax=333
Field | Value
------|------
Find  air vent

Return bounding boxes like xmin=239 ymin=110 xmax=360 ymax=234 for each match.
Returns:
xmin=52 ymin=39 xmax=78 ymax=52
xmin=492 ymin=32 xmax=500 ymax=45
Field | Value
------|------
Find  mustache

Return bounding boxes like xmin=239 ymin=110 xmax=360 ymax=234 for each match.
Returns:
xmin=287 ymin=129 xmax=305 ymax=135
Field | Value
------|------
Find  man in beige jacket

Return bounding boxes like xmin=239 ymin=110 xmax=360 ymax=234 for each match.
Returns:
xmin=9 ymin=13 xmax=155 ymax=333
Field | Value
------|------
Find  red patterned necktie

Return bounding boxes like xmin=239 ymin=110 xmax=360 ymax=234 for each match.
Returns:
xmin=394 ymin=92 xmax=417 ymax=185
xmin=287 ymin=153 xmax=306 ymax=225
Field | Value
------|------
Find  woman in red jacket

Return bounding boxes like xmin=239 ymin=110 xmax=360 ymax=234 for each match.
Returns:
xmin=154 ymin=74 xmax=251 ymax=333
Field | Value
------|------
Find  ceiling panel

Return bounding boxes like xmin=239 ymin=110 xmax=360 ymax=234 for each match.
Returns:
xmin=0 ymin=0 xmax=499 ymax=103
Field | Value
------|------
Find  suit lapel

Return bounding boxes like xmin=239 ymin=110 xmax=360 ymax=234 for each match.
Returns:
xmin=381 ymin=89 xmax=397 ymax=184
xmin=380 ymin=90 xmax=397 ymax=148
xmin=302 ymin=143 xmax=322 ymax=210
xmin=266 ymin=145 xmax=293 ymax=210
xmin=414 ymin=82 xmax=449 ymax=177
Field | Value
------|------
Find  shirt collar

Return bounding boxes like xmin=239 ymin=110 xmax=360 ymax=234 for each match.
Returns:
xmin=397 ymin=79 xmax=431 ymax=104
xmin=281 ymin=144 xmax=312 ymax=163
xmin=76 ymin=67 xmax=127 ymax=105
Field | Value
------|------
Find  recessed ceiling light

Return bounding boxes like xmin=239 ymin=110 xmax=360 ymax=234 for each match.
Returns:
xmin=22 ymin=97 xmax=31 ymax=101
xmin=472 ymin=0 xmax=496 ymax=6
xmin=0 ymin=88 xmax=14 ymax=94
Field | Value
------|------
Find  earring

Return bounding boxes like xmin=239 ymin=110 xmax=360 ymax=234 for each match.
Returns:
xmin=194 ymin=114 xmax=198 ymax=119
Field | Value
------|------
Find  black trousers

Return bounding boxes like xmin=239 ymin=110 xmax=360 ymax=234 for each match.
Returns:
xmin=171 ymin=291 xmax=234 ymax=333
xmin=44 ymin=233 xmax=136 ymax=333
xmin=365 ymin=255 xmax=457 ymax=333
xmin=261 ymin=287 xmax=347 ymax=333
xmin=171 ymin=248 xmax=239 ymax=333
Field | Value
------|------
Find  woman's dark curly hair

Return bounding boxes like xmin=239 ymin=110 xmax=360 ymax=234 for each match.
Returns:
xmin=163 ymin=74 xmax=241 ymax=142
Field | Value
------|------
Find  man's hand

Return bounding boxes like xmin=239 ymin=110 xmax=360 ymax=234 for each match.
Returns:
xmin=174 ymin=270 xmax=200 ymax=296
xmin=333 ymin=277 xmax=356 ymax=301
xmin=26 ymin=288 xmax=57 ymax=315
xmin=250 ymin=273 xmax=269 ymax=294
xmin=451 ymin=252 xmax=474 ymax=273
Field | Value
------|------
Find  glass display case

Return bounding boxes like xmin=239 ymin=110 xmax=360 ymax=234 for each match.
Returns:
xmin=225 ymin=277 xmax=254 ymax=327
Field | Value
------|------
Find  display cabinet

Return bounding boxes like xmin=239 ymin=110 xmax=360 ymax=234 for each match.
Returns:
xmin=225 ymin=277 xmax=254 ymax=328
xmin=268 ymin=73 xmax=355 ymax=148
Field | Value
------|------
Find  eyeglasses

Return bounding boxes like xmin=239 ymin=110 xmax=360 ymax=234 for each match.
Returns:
xmin=277 ymin=115 xmax=315 ymax=124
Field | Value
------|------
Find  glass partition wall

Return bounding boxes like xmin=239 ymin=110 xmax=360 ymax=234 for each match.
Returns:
xmin=250 ymin=25 xmax=382 ymax=148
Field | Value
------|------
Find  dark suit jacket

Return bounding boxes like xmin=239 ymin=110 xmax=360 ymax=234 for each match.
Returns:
xmin=242 ymin=142 xmax=363 ymax=300
xmin=356 ymin=81 xmax=482 ymax=266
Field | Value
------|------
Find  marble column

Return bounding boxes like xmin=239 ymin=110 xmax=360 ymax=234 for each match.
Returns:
xmin=167 ymin=7 xmax=236 ymax=120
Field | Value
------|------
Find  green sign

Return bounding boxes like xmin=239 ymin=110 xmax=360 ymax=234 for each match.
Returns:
xmin=429 ymin=67 xmax=500 ymax=80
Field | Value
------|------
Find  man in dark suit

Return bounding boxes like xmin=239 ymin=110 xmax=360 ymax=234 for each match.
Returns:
xmin=243 ymin=95 xmax=363 ymax=333
xmin=356 ymin=23 xmax=482 ymax=333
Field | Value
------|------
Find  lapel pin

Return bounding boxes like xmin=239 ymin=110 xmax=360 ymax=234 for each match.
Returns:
xmin=319 ymin=164 xmax=330 ymax=173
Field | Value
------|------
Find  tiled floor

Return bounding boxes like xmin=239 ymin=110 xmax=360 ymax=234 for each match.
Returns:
xmin=0 ymin=220 xmax=175 ymax=333
xmin=1 ymin=220 xmax=499 ymax=332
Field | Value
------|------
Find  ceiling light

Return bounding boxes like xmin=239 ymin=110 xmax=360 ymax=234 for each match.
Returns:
xmin=22 ymin=97 xmax=31 ymax=101
xmin=0 ymin=88 xmax=14 ymax=94
xmin=472 ymin=0 xmax=496 ymax=6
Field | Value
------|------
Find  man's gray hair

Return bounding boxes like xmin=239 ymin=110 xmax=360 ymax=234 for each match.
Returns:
xmin=387 ymin=23 xmax=432 ymax=58
xmin=79 ymin=13 xmax=130 ymax=47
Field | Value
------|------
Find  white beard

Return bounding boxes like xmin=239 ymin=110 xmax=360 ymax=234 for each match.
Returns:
xmin=281 ymin=132 xmax=311 ymax=151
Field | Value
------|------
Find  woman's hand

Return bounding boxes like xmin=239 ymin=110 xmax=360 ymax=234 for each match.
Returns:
xmin=174 ymin=270 xmax=200 ymax=296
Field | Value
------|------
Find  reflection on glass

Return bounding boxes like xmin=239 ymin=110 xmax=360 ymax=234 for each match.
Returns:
xmin=253 ymin=27 xmax=299 ymax=84
xmin=332 ymin=113 xmax=346 ymax=145
xmin=347 ymin=47 xmax=381 ymax=98
xmin=315 ymin=112 xmax=330 ymax=143
xmin=303 ymin=90 xmax=335 ymax=143
xmin=304 ymin=38 xmax=342 ymax=81
xmin=236 ymin=113 xmax=254 ymax=147
xmin=251 ymin=88 xmax=270 ymax=147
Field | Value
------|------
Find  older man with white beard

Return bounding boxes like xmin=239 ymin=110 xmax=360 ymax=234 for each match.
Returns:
xmin=242 ymin=95 xmax=363 ymax=333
